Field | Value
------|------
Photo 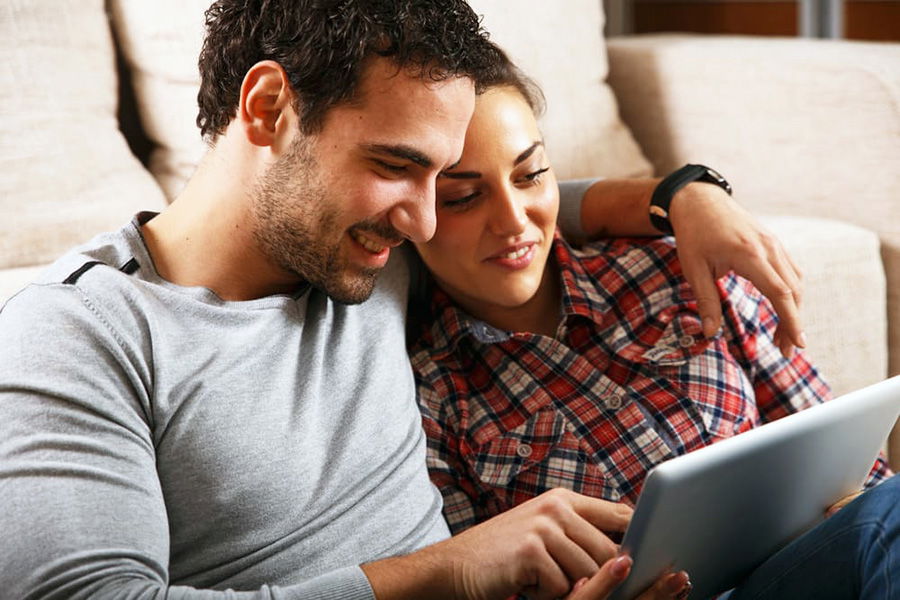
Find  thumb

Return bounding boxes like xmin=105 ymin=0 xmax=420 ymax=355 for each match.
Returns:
xmin=565 ymin=555 xmax=632 ymax=599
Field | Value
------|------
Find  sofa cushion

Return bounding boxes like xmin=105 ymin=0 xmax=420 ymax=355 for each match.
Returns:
xmin=0 ymin=0 xmax=167 ymax=271
xmin=108 ymin=0 xmax=210 ymax=201
xmin=109 ymin=0 xmax=652 ymax=201
xmin=468 ymin=0 xmax=652 ymax=180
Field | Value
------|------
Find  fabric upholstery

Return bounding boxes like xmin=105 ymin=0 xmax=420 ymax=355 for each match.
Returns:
xmin=469 ymin=0 xmax=652 ymax=179
xmin=110 ymin=0 xmax=652 ymax=202
xmin=606 ymin=35 xmax=900 ymax=378
xmin=108 ymin=0 xmax=210 ymax=201
xmin=0 ymin=0 xmax=166 ymax=270
xmin=761 ymin=216 xmax=887 ymax=396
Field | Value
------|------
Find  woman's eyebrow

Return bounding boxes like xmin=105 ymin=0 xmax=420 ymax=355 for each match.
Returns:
xmin=440 ymin=141 xmax=544 ymax=180
xmin=514 ymin=141 xmax=543 ymax=165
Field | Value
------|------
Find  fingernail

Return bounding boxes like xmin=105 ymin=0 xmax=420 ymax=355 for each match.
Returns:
xmin=610 ymin=555 xmax=633 ymax=579
xmin=572 ymin=577 xmax=589 ymax=592
xmin=702 ymin=317 xmax=715 ymax=337
xmin=675 ymin=579 xmax=693 ymax=600
xmin=798 ymin=331 xmax=807 ymax=348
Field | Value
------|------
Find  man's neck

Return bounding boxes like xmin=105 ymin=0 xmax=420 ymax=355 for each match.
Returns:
xmin=140 ymin=149 xmax=304 ymax=302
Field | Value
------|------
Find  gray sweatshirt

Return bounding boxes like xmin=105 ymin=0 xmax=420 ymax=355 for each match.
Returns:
xmin=0 ymin=214 xmax=447 ymax=599
xmin=0 ymin=182 xmax=590 ymax=599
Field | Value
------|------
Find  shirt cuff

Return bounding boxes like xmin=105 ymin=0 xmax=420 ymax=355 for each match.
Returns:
xmin=276 ymin=565 xmax=375 ymax=600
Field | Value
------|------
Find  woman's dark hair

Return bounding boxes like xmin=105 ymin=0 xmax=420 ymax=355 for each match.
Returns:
xmin=479 ymin=46 xmax=546 ymax=118
xmin=197 ymin=0 xmax=503 ymax=139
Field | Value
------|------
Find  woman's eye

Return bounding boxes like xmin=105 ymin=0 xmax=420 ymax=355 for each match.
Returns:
xmin=521 ymin=167 xmax=550 ymax=184
xmin=441 ymin=191 xmax=481 ymax=211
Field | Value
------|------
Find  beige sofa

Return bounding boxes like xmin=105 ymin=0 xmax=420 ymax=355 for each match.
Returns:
xmin=1 ymin=1 xmax=897 ymax=465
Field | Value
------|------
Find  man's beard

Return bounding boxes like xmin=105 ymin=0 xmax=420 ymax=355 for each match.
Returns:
xmin=250 ymin=136 xmax=385 ymax=304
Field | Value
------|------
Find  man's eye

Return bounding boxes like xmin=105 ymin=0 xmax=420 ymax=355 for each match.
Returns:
xmin=375 ymin=160 xmax=408 ymax=173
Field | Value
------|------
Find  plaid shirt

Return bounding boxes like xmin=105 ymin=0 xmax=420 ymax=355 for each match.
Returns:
xmin=410 ymin=233 xmax=891 ymax=535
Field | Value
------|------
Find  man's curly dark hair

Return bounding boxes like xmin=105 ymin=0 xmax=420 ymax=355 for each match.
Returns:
xmin=197 ymin=0 xmax=502 ymax=140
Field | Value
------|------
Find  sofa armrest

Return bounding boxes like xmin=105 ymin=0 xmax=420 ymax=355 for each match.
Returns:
xmin=758 ymin=215 xmax=897 ymax=468
xmin=606 ymin=34 xmax=900 ymax=389
xmin=759 ymin=216 xmax=886 ymax=395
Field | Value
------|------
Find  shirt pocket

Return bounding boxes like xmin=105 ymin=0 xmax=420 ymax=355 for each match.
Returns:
xmin=468 ymin=407 xmax=619 ymax=505
xmin=648 ymin=313 xmax=757 ymax=439
xmin=613 ymin=308 xmax=756 ymax=440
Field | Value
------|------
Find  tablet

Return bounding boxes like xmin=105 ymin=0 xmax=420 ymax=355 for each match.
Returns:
xmin=609 ymin=375 xmax=900 ymax=600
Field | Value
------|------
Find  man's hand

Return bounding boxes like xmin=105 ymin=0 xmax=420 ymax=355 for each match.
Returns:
xmin=363 ymin=488 xmax=632 ymax=600
xmin=668 ymin=182 xmax=804 ymax=357
xmin=566 ymin=555 xmax=691 ymax=600
xmin=575 ymin=177 xmax=805 ymax=358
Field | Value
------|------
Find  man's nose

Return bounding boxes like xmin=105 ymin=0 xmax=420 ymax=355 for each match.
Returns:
xmin=389 ymin=185 xmax=437 ymax=244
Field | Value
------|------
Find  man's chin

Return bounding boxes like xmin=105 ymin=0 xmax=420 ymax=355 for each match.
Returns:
xmin=320 ymin=270 xmax=379 ymax=305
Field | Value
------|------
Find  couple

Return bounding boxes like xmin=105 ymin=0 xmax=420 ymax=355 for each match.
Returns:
xmin=0 ymin=1 xmax=894 ymax=599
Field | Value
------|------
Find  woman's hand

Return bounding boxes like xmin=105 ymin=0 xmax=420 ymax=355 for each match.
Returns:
xmin=825 ymin=490 xmax=864 ymax=518
xmin=565 ymin=555 xmax=691 ymax=600
xmin=668 ymin=183 xmax=804 ymax=357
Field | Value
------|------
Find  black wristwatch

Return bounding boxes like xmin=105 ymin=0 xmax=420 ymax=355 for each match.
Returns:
xmin=649 ymin=164 xmax=733 ymax=235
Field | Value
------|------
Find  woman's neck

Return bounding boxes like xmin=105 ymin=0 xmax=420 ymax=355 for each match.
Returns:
xmin=452 ymin=259 xmax=563 ymax=339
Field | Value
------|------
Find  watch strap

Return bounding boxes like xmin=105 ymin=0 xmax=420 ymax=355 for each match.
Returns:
xmin=649 ymin=164 xmax=732 ymax=235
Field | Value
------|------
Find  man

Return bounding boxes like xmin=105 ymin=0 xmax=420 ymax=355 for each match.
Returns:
xmin=0 ymin=2 xmax=804 ymax=598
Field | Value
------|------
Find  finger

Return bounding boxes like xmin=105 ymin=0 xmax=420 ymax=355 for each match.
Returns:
xmin=520 ymin=544 xmax=578 ymax=600
xmin=767 ymin=243 xmax=806 ymax=349
xmin=678 ymin=256 xmax=724 ymax=338
xmin=636 ymin=570 xmax=692 ymax=600
xmin=773 ymin=242 xmax=804 ymax=309
xmin=565 ymin=555 xmax=633 ymax=600
xmin=542 ymin=522 xmax=603 ymax=584
xmin=825 ymin=490 xmax=864 ymax=518
xmin=568 ymin=495 xmax=633 ymax=532
xmin=741 ymin=259 xmax=804 ymax=357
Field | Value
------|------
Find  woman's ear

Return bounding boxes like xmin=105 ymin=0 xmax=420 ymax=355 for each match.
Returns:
xmin=238 ymin=60 xmax=295 ymax=147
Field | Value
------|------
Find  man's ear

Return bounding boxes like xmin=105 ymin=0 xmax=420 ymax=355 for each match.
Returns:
xmin=238 ymin=60 xmax=295 ymax=148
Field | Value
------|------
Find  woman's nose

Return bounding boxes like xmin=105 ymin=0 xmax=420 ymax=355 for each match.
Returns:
xmin=488 ymin=187 xmax=527 ymax=237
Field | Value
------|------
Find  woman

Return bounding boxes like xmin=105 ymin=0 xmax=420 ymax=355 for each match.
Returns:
xmin=408 ymin=57 xmax=895 ymax=599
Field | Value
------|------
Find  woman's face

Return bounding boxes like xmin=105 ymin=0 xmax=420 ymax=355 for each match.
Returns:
xmin=414 ymin=86 xmax=559 ymax=320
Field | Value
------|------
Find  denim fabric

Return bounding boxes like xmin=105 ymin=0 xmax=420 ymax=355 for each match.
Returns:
xmin=721 ymin=474 xmax=898 ymax=600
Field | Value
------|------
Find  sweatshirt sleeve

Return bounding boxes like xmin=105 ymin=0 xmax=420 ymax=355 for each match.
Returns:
xmin=0 ymin=284 xmax=375 ymax=600
xmin=556 ymin=178 xmax=601 ymax=243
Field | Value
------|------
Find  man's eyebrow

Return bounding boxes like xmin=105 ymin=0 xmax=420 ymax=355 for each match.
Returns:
xmin=364 ymin=144 xmax=432 ymax=168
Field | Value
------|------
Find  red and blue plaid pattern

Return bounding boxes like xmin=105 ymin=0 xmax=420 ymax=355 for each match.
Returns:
xmin=410 ymin=233 xmax=891 ymax=534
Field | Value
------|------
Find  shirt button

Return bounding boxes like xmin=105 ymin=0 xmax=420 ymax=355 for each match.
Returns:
xmin=566 ymin=422 xmax=576 ymax=433
xmin=606 ymin=394 xmax=623 ymax=410
xmin=516 ymin=443 xmax=533 ymax=458
xmin=679 ymin=335 xmax=695 ymax=348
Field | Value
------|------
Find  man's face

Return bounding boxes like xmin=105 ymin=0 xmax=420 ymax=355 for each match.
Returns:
xmin=251 ymin=58 xmax=475 ymax=304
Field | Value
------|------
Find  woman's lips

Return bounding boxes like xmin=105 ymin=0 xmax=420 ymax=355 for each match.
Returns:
xmin=485 ymin=242 xmax=538 ymax=270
